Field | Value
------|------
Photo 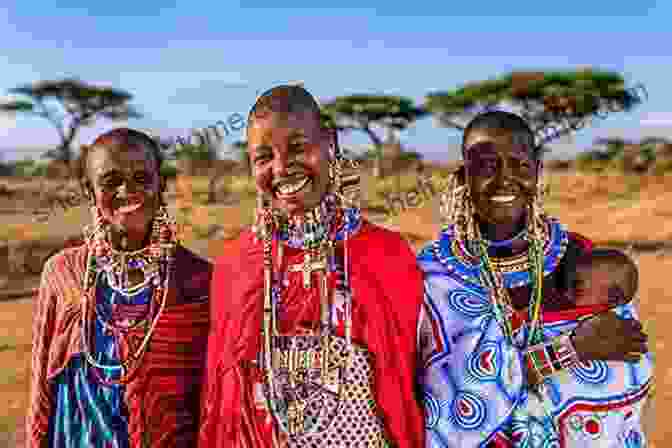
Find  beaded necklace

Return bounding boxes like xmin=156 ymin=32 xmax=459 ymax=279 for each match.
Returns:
xmin=257 ymin=192 xmax=362 ymax=433
xmin=80 ymin=208 xmax=178 ymax=385
xmin=434 ymin=212 xmax=550 ymax=348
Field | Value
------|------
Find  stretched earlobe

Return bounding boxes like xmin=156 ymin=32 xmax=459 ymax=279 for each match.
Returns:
xmin=83 ymin=185 xmax=95 ymax=204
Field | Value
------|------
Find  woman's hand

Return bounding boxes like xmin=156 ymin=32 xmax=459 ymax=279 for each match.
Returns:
xmin=571 ymin=312 xmax=649 ymax=362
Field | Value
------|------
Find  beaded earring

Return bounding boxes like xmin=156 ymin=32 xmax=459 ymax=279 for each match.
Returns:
xmin=253 ymin=193 xmax=274 ymax=242
xmin=438 ymin=177 xmax=454 ymax=231
xmin=451 ymin=184 xmax=479 ymax=255
xmin=527 ymin=160 xmax=547 ymax=243
xmin=84 ymin=205 xmax=108 ymax=258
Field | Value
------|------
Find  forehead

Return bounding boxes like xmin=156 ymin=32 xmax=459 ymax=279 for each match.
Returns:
xmin=88 ymin=144 xmax=156 ymax=175
xmin=464 ymin=128 xmax=533 ymax=158
xmin=247 ymin=111 xmax=320 ymax=145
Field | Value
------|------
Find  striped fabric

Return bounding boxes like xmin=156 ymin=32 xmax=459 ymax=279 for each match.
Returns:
xmin=27 ymin=245 xmax=211 ymax=448
xmin=46 ymin=272 xmax=149 ymax=447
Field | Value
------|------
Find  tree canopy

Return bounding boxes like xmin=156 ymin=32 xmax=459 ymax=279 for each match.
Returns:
xmin=321 ymin=94 xmax=427 ymax=146
xmin=0 ymin=78 xmax=141 ymax=163
xmin=425 ymin=69 xmax=646 ymax=146
xmin=321 ymin=94 xmax=426 ymax=177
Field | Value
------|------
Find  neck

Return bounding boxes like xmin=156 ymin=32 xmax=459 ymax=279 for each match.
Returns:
xmin=477 ymin=217 xmax=525 ymax=242
xmin=270 ymin=193 xmax=359 ymax=250
xmin=109 ymin=224 xmax=151 ymax=252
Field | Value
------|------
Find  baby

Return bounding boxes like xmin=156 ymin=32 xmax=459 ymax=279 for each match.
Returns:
xmin=572 ymin=248 xmax=639 ymax=307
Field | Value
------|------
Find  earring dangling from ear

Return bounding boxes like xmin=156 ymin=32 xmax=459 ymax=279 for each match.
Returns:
xmin=155 ymin=204 xmax=178 ymax=245
xmin=85 ymin=204 xmax=108 ymax=258
xmin=253 ymin=192 xmax=274 ymax=242
xmin=533 ymin=160 xmax=546 ymax=232
xmin=440 ymin=171 xmax=465 ymax=231
xmin=86 ymin=203 xmax=105 ymax=235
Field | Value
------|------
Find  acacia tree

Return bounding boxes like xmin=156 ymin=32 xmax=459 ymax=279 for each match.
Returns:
xmin=321 ymin=95 xmax=427 ymax=178
xmin=425 ymin=69 xmax=646 ymax=148
xmin=593 ymin=137 xmax=632 ymax=160
xmin=0 ymin=78 xmax=142 ymax=167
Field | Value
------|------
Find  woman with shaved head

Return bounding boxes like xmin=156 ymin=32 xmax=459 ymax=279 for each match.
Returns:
xmin=417 ymin=111 xmax=653 ymax=447
xmin=27 ymin=128 xmax=212 ymax=447
xmin=198 ymin=85 xmax=425 ymax=447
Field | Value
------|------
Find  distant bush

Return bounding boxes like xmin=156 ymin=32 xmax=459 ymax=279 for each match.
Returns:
xmin=0 ymin=162 xmax=13 ymax=176
xmin=398 ymin=150 xmax=423 ymax=162
xmin=32 ymin=164 xmax=48 ymax=177
xmin=10 ymin=158 xmax=40 ymax=177
xmin=160 ymin=165 xmax=179 ymax=179
xmin=575 ymin=151 xmax=608 ymax=172
xmin=174 ymin=143 xmax=214 ymax=161
xmin=360 ymin=147 xmax=383 ymax=160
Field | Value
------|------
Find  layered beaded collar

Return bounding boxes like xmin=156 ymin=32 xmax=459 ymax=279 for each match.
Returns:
xmin=419 ymin=216 xmax=569 ymax=290
xmin=260 ymin=193 xmax=362 ymax=250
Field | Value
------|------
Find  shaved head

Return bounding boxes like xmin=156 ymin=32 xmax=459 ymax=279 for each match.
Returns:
xmin=248 ymin=85 xmax=322 ymax=128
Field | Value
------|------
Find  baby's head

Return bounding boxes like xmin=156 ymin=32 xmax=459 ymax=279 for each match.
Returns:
xmin=573 ymin=249 xmax=638 ymax=307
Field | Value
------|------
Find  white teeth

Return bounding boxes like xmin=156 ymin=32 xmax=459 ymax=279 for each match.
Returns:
xmin=491 ymin=195 xmax=516 ymax=203
xmin=277 ymin=178 xmax=310 ymax=196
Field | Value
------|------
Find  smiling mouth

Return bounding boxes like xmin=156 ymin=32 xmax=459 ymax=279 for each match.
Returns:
xmin=117 ymin=202 xmax=144 ymax=214
xmin=274 ymin=176 xmax=312 ymax=198
xmin=489 ymin=195 xmax=517 ymax=204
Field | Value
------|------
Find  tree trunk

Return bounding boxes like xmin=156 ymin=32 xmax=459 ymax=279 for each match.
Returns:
xmin=207 ymin=172 xmax=220 ymax=204
xmin=244 ymin=153 xmax=253 ymax=177
xmin=363 ymin=127 xmax=384 ymax=179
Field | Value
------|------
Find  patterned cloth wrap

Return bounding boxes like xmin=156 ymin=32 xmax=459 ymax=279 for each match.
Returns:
xmin=262 ymin=334 xmax=393 ymax=447
xmin=417 ymin=219 xmax=653 ymax=448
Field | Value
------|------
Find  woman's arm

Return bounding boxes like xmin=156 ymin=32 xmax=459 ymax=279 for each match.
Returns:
xmin=26 ymin=258 xmax=58 ymax=448
xmin=524 ymin=312 xmax=649 ymax=387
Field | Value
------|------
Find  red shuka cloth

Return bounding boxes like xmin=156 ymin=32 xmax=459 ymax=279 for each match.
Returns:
xmin=27 ymin=245 xmax=211 ymax=448
xmin=198 ymin=221 xmax=426 ymax=448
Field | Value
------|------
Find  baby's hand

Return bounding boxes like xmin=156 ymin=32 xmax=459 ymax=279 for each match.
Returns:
xmin=572 ymin=312 xmax=648 ymax=362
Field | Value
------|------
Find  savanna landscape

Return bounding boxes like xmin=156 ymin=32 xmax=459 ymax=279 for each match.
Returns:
xmin=0 ymin=161 xmax=666 ymax=447
xmin=0 ymin=69 xmax=666 ymax=447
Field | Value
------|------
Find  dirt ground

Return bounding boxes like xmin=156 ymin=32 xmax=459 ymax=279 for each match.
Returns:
xmin=0 ymin=170 xmax=666 ymax=446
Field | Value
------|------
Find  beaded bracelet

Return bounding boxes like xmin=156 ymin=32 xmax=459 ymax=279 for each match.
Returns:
xmin=525 ymin=333 xmax=580 ymax=385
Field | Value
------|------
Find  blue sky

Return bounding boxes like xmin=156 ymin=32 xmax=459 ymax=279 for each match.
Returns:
xmin=1 ymin=1 xmax=671 ymax=162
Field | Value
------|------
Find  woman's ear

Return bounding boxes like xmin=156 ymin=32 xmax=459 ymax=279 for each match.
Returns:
xmin=78 ymin=178 xmax=93 ymax=202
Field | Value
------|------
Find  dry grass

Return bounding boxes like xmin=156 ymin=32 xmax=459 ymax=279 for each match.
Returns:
xmin=0 ymin=169 xmax=667 ymax=444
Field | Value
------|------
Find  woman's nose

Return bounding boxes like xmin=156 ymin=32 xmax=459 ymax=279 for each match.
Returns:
xmin=272 ymin=153 xmax=289 ymax=177
xmin=494 ymin=160 xmax=514 ymax=186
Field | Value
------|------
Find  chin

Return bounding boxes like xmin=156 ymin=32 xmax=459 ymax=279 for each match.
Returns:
xmin=274 ymin=190 xmax=323 ymax=216
xmin=480 ymin=210 xmax=526 ymax=226
xmin=114 ymin=215 xmax=151 ymax=234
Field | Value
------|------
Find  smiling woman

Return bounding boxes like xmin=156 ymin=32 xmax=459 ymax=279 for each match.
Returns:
xmin=27 ymin=127 xmax=212 ymax=448
xmin=418 ymin=110 xmax=653 ymax=448
xmin=247 ymin=108 xmax=331 ymax=216
xmin=199 ymin=85 xmax=426 ymax=448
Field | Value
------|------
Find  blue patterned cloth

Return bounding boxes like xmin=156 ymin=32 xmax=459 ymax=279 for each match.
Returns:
xmin=47 ymin=272 xmax=152 ymax=448
xmin=417 ymin=221 xmax=654 ymax=448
